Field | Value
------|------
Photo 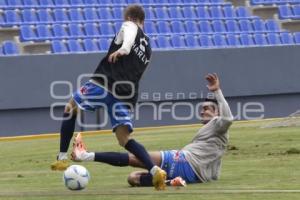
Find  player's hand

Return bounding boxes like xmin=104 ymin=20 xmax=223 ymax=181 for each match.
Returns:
xmin=206 ymin=73 xmax=220 ymax=92
xmin=108 ymin=50 xmax=126 ymax=63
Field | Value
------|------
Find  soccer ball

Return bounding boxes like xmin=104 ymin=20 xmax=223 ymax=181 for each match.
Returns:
xmin=63 ymin=165 xmax=90 ymax=190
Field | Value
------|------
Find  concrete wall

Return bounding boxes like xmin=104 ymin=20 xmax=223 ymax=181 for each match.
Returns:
xmin=0 ymin=45 xmax=299 ymax=136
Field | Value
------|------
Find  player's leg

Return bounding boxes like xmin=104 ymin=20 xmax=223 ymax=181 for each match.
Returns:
xmin=127 ymin=171 xmax=152 ymax=187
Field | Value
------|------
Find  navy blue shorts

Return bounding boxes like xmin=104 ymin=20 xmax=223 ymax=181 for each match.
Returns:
xmin=73 ymin=81 xmax=133 ymax=133
xmin=160 ymin=150 xmax=200 ymax=183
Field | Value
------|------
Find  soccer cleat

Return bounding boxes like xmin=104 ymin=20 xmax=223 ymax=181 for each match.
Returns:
xmin=152 ymin=167 xmax=167 ymax=190
xmin=169 ymin=177 xmax=187 ymax=187
xmin=50 ymin=159 xmax=70 ymax=171
xmin=71 ymin=133 xmax=87 ymax=161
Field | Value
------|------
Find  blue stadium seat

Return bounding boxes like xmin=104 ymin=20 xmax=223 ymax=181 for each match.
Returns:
xmin=157 ymin=36 xmax=172 ymax=48
xmin=155 ymin=7 xmax=170 ymax=19
xmin=53 ymin=24 xmax=68 ymax=38
xmin=22 ymin=9 xmax=38 ymax=23
xmin=213 ymin=34 xmax=227 ymax=47
xmin=171 ymin=34 xmax=186 ymax=48
xmin=210 ymin=6 xmax=224 ymax=19
xmin=183 ymin=6 xmax=197 ymax=19
xmin=20 ymin=25 xmax=37 ymax=41
xmin=115 ymin=21 xmax=122 ymax=32
xmin=254 ymin=33 xmax=268 ymax=46
xmin=252 ymin=19 xmax=266 ymax=32
xmin=294 ymin=32 xmax=300 ymax=44
xmin=292 ymin=5 xmax=300 ymax=18
xmin=7 ymin=0 xmax=23 ymax=7
xmin=23 ymin=0 xmax=39 ymax=6
xmin=113 ymin=7 xmax=124 ymax=20
xmin=114 ymin=0 xmax=127 ymax=4
xmin=226 ymin=20 xmax=240 ymax=32
xmin=236 ymin=6 xmax=250 ymax=18
xmin=223 ymin=6 xmax=236 ymax=18
xmin=150 ymin=37 xmax=158 ymax=49
xmin=169 ymin=6 xmax=184 ymax=19
xmin=84 ymin=23 xmax=100 ymax=36
xmin=185 ymin=20 xmax=199 ymax=33
xmin=54 ymin=9 xmax=69 ymax=22
xmin=70 ymin=0 xmax=84 ymax=5
xmin=37 ymin=9 xmax=54 ymax=22
xmin=227 ymin=34 xmax=241 ymax=46
xmin=52 ymin=40 xmax=68 ymax=53
xmin=37 ymin=24 xmax=52 ymax=39
xmin=171 ymin=21 xmax=185 ymax=33
xmin=172 ymin=0 xmax=183 ymax=4
xmin=240 ymin=33 xmax=254 ymax=46
xmin=98 ymin=0 xmax=111 ymax=4
xmin=99 ymin=22 xmax=115 ymax=36
xmin=67 ymin=40 xmax=84 ymax=52
xmin=84 ymin=0 xmax=99 ymax=4
xmin=199 ymin=35 xmax=214 ymax=47
xmin=5 ymin=10 xmax=22 ymax=26
xmin=39 ymin=0 xmax=55 ymax=6
xmin=98 ymin=8 xmax=114 ymax=20
xmin=185 ymin=34 xmax=200 ymax=48
xmin=127 ymin=0 xmax=141 ymax=3
xmin=199 ymin=21 xmax=213 ymax=33
xmin=144 ymin=21 xmax=157 ymax=34
xmin=98 ymin=38 xmax=110 ymax=51
xmin=83 ymin=38 xmax=99 ymax=52
xmin=280 ymin=32 xmax=294 ymax=44
xmin=157 ymin=21 xmax=171 ymax=33
xmin=265 ymin=19 xmax=280 ymax=32
xmin=55 ymin=0 xmax=70 ymax=6
xmin=69 ymin=23 xmax=85 ymax=37
xmin=212 ymin=20 xmax=226 ymax=33
xmin=279 ymin=5 xmax=293 ymax=19
xmin=266 ymin=33 xmax=281 ymax=45
xmin=196 ymin=7 xmax=210 ymax=19
xmin=2 ymin=41 xmax=19 ymax=55
xmin=144 ymin=7 xmax=156 ymax=19
xmin=84 ymin=8 xmax=99 ymax=21
xmin=239 ymin=19 xmax=253 ymax=32
xmin=69 ymin=8 xmax=84 ymax=22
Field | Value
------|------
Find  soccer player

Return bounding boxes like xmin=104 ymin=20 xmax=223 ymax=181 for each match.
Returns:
xmin=71 ymin=73 xmax=234 ymax=186
xmin=50 ymin=5 xmax=167 ymax=190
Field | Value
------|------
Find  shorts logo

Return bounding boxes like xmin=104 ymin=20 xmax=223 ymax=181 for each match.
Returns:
xmin=80 ymin=86 xmax=88 ymax=95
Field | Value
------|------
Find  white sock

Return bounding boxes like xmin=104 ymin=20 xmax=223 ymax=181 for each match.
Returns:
xmin=79 ymin=152 xmax=95 ymax=161
xmin=58 ymin=152 xmax=68 ymax=160
xmin=150 ymin=165 xmax=159 ymax=176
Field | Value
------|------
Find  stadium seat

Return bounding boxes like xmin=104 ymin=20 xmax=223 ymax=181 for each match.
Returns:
xmin=55 ymin=0 xmax=70 ymax=6
xmin=2 ymin=41 xmax=19 ymax=55
xmin=84 ymin=0 xmax=99 ymax=5
xmin=171 ymin=34 xmax=186 ymax=48
xmin=171 ymin=21 xmax=185 ymax=33
xmin=113 ymin=7 xmax=124 ymax=20
xmin=84 ymin=23 xmax=100 ymax=36
xmin=20 ymin=25 xmax=37 ymax=41
xmin=266 ymin=33 xmax=281 ymax=45
xmin=144 ymin=7 xmax=156 ymax=20
xmin=37 ymin=9 xmax=54 ymax=22
xmin=199 ymin=21 xmax=213 ymax=33
xmin=279 ymin=5 xmax=293 ymax=19
xmin=99 ymin=22 xmax=115 ymax=36
xmin=53 ymin=9 xmax=69 ymax=22
xmin=292 ymin=5 xmax=300 ymax=18
xmin=115 ymin=21 xmax=122 ymax=32
xmin=7 ymin=0 xmax=23 ymax=7
xmin=223 ymin=6 xmax=236 ymax=18
xmin=157 ymin=35 xmax=172 ymax=48
xmin=210 ymin=6 xmax=224 ymax=19
xmin=254 ymin=33 xmax=268 ymax=46
xmin=67 ymin=40 xmax=84 ymax=52
xmin=199 ymin=35 xmax=214 ymax=47
xmin=236 ymin=7 xmax=250 ymax=18
xmin=239 ymin=19 xmax=253 ymax=32
xmin=227 ymin=34 xmax=241 ymax=46
xmin=252 ymin=19 xmax=266 ymax=32
xmin=185 ymin=20 xmax=199 ymax=33
xmin=265 ymin=19 xmax=280 ymax=32
xmin=22 ymin=9 xmax=38 ymax=23
xmin=53 ymin=24 xmax=69 ymax=38
xmin=144 ymin=21 xmax=157 ymax=34
xmin=280 ymin=32 xmax=294 ymax=45
xmin=155 ymin=7 xmax=170 ymax=19
xmin=141 ymin=0 xmax=155 ymax=4
xmin=98 ymin=0 xmax=111 ymax=4
xmin=185 ymin=34 xmax=200 ymax=48
xmin=37 ymin=24 xmax=53 ymax=40
xmin=113 ymin=0 xmax=127 ymax=4
xmin=98 ymin=8 xmax=114 ymax=20
xmin=183 ymin=6 xmax=197 ymax=19
xmin=23 ymin=0 xmax=39 ymax=6
xmin=157 ymin=21 xmax=171 ymax=33
xmin=169 ymin=6 xmax=184 ymax=19
xmin=69 ymin=23 xmax=85 ymax=37
xmin=70 ymin=0 xmax=84 ymax=5
xmin=294 ymin=32 xmax=300 ymax=44
xmin=240 ymin=33 xmax=255 ymax=46
xmin=196 ymin=7 xmax=210 ymax=19
xmin=213 ymin=34 xmax=227 ymax=47
xmin=39 ymin=0 xmax=55 ymax=6
xmin=52 ymin=40 xmax=68 ymax=53
xmin=84 ymin=8 xmax=99 ymax=21
xmin=212 ymin=20 xmax=226 ymax=33
xmin=226 ymin=20 xmax=240 ymax=32
xmin=127 ymin=0 xmax=141 ymax=3
xmin=150 ymin=37 xmax=158 ymax=49
xmin=4 ymin=10 xmax=22 ymax=26
xmin=98 ymin=38 xmax=110 ymax=51
xmin=69 ymin=8 xmax=84 ymax=22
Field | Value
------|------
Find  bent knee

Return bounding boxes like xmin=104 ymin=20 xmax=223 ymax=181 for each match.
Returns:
xmin=127 ymin=172 xmax=140 ymax=187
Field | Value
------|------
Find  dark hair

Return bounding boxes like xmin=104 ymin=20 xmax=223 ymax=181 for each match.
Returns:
xmin=124 ymin=5 xmax=145 ymax=23
xmin=204 ymin=98 xmax=218 ymax=105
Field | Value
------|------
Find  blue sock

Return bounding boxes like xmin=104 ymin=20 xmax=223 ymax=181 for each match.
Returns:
xmin=125 ymin=139 xmax=154 ymax=171
xmin=60 ymin=112 xmax=76 ymax=152
xmin=94 ymin=152 xmax=129 ymax=167
xmin=140 ymin=173 xmax=153 ymax=186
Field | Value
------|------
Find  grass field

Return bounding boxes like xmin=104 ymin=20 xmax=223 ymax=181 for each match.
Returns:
xmin=1 ymin=120 xmax=300 ymax=200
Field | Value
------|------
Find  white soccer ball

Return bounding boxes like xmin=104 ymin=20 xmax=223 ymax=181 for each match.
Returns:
xmin=63 ymin=165 xmax=90 ymax=190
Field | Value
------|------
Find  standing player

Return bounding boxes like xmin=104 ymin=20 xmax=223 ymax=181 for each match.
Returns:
xmin=50 ymin=5 xmax=167 ymax=190
xmin=71 ymin=73 xmax=234 ymax=186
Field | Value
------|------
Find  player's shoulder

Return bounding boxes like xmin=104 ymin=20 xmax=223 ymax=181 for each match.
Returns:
xmin=121 ymin=21 xmax=138 ymax=30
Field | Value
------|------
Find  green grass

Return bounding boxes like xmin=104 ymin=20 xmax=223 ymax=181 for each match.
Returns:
xmin=1 ymin=120 xmax=300 ymax=200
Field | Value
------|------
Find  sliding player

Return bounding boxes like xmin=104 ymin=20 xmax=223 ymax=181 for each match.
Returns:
xmin=50 ymin=5 xmax=167 ymax=190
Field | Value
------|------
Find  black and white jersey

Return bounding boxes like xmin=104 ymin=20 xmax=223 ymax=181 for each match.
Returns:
xmin=92 ymin=21 xmax=152 ymax=105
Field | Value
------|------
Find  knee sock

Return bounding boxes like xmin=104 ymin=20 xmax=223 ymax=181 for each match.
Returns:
xmin=124 ymin=139 xmax=155 ymax=172
xmin=59 ymin=112 xmax=77 ymax=156
xmin=94 ymin=152 xmax=129 ymax=166
xmin=140 ymin=173 xmax=153 ymax=186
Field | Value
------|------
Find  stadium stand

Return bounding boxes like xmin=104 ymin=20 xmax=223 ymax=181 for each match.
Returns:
xmin=0 ymin=0 xmax=299 ymax=55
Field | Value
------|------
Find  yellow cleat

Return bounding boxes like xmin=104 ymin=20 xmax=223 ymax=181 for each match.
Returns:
xmin=152 ymin=167 xmax=167 ymax=191
xmin=50 ymin=159 xmax=70 ymax=171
